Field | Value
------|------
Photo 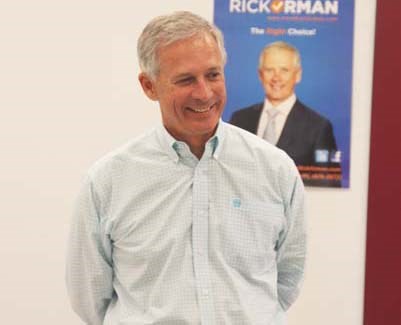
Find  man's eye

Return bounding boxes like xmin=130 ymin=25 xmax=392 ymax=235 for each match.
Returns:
xmin=207 ymin=72 xmax=221 ymax=80
xmin=176 ymin=78 xmax=193 ymax=85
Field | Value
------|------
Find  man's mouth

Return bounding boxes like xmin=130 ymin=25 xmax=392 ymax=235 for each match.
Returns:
xmin=270 ymin=84 xmax=283 ymax=91
xmin=187 ymin=103 xmax=215 ymax=113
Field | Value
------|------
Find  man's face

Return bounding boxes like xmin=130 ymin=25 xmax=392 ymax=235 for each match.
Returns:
xmin=258 ymin=48 xmax=302 ymax=107
xmin=139 ymin=34 xmax=226 ymax=144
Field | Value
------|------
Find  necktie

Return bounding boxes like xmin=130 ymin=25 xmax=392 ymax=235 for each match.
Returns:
xmin=263 ymin=108 xmax=279 ymax=145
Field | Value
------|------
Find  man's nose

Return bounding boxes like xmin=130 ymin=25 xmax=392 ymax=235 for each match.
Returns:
xmin=271 ymin=70 xmax=281 ymax=80
xmin=192 ymin=78 xmax=213 ymax=101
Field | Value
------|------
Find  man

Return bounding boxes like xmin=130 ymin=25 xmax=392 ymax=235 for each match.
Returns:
xmin=229 ymin=41 xmax=341 ymax=187
xmin=66 ymin=12 xmax=306 ymax=325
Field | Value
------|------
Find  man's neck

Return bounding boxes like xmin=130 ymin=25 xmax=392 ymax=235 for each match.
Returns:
xmin=266 ymin=93 xmax=296 ymax=108
xmin=165 ymin=129 xmax=212 ymax=160
xmin=190 ymin=145 xmax=205 ymax=160
xmin=184 ymin=134 xmax=212 ymax=159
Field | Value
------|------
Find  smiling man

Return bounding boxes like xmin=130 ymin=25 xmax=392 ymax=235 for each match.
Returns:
xmin=66 ymin=12 xmax=306 ymax=325
xmin=230 ymin=41 xmax=341 ymax=187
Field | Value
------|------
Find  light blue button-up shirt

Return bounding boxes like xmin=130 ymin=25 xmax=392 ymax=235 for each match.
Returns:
xmin=66 ymin=121 xmax=306 ymax=325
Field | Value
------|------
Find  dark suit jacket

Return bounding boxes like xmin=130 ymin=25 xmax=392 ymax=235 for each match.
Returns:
xmin=229 ymin=100 xmax=341 ymax=187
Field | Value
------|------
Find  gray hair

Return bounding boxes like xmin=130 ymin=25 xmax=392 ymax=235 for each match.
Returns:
xmin=137 ymin=11 xmax=227 ymax=79
xmin=259 ymin=41 xmax=301 ymax=69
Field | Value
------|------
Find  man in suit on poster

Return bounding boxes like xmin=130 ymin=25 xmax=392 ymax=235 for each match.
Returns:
xmin=229 ymin=41 xmax=341 ymax=187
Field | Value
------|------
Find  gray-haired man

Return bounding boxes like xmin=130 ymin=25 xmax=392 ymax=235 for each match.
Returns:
xmin=67 ymin=11 xmax=306 ymax=325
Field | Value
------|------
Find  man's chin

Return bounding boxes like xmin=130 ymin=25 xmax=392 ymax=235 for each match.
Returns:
xmin=188 ymin=121 xmax=219 ymax=137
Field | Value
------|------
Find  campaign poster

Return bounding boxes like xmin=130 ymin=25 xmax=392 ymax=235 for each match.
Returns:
xmin=214 ymin=0 xmax=354 ymax=188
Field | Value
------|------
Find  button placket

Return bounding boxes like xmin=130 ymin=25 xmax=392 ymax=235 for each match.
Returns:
xmin=192 ymin=160 xmax=215 ymax=325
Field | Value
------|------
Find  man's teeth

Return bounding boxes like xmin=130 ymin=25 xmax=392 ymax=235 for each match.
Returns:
xmin=190 ymin=106 xmax=213 ymax=113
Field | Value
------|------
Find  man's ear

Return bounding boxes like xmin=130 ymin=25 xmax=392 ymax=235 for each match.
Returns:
xmin=258 ymin=68 xmax=264 ymax=83
xmin=296 ymin=68 xmax=302 ymax=84
xmin=138 ymin=73 xmax=158 ymax=101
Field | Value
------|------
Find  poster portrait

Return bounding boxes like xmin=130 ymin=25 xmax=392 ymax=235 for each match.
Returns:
xmin=214 ymin=0 xmax=355 ymax=188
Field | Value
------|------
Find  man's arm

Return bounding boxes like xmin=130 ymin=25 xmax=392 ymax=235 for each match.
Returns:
xmin=276 ymin=162 xmax=306 ymax=310
xmin=66 ymin=174 xmax=114 ymax=324
xmin=316 ymin=119 xmax=338 ymax=152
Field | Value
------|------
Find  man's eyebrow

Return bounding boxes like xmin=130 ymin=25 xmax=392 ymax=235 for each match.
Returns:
xmin=172 ymin=67 xmax=223 ymax=80
xmin=207 ymin=66 xmax=223 ymax=72
xmin=172 ymin=73 xmax=193 ymax=81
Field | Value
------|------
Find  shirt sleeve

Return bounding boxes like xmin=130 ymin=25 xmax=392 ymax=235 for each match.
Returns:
xmin=276 ymin=161 xmax=306 ymax=310
xmin=66 ymin=174 xmax=114 ymax=324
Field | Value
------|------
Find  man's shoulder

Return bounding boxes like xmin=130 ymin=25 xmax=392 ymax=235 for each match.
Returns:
xmin=87 ymin=128 xmax=158 ymax=179
xmin=229 ymin=102 xmax=264 ymax=132
xmin=294 ymin=100 xmax=331 ymax=124
xmin=223 ymin=122 xmax=294 ymax=165
xmin=223 ymin=123 xmax=300 ymax=188
xmin=231 ymin=102 xmax=264 ymax=117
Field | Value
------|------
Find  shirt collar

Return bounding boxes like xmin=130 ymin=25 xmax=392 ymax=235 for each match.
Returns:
xmin=156 ymin=123 xmax=180 ymax=163
xmin=155 ymin=120 xmax=226 ymax=163
xmin=211 ymin=119 xmax=225 ymax=160
xmin=263 ymin=93 xmax=296 ymax=116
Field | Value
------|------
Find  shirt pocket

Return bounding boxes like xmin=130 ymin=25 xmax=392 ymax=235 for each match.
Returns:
xmin=220 ymin=200 xmax=285 ymax=275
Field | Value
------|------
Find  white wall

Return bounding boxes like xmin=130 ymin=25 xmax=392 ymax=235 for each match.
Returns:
xmin=0 ymin=1 xmax=375 ymax=324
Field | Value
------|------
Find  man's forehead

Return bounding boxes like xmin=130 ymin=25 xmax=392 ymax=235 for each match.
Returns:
xmin=262 ymin=48 xmax=298 ymax=67
xmin=264 ymin=47 xmax=294 ymax=58
xmin=157 ymin=35 xmax=223 ymax=76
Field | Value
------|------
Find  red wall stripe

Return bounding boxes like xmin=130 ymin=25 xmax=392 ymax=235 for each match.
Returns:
xmin=363 ymin=1 xmax=401 ymax=324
